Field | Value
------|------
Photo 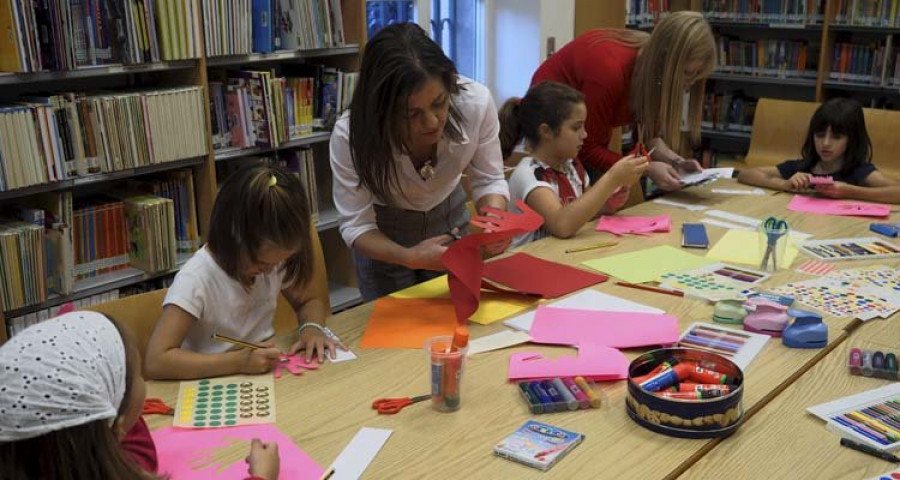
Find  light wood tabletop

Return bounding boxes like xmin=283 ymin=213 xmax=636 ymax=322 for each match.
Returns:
xmin=146 ymin=180 xmax=900 ymax=479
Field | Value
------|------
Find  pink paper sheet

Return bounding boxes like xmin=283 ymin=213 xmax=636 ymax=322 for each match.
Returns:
xmin=528 ymin=305 xmax=680 ymax=348
xmin=507 ymin=342 xmax=629 ymax=380
xmin=274 ymin=354 xmax=319 ymax=379
xmin=596 ymin=214 xmax=671 ymax=235
xmin=152 ymin=424 xmax=324 ymax=480
xmin=787 ymin=195 xmax=890 ymax=218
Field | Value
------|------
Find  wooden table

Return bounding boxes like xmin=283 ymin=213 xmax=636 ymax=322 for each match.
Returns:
xmin=147 ymin=180 xmax=900 ymax=479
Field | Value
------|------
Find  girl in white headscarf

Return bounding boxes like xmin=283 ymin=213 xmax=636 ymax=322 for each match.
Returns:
xmin=0 ymin=312 xmax=280 ymax=480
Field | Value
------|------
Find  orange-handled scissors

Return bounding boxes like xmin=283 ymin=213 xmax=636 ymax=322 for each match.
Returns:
xmin=372 ymin=394 xmax=430 ymax=414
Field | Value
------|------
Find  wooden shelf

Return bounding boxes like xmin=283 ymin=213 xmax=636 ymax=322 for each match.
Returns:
xmin=0 ymin=60 xmax=199 ymax=85
xmin=316 ymin=208 xmax=340 ymax=232
xmin=822 ymin=80 xmax=900 ymax=94
xmin=214 ymin=132 xmax=332 ymax=162
xmin=3 ymin=253 xmax=191 ymax=319
xmin=0 ymin=157 xmax=206 ymax=202
xmin=708 ymin=72 xmax=818 ymax=86
xmin=328 ymin=283 xmax=362 ymax=312
xmin=702 ymin=128 xmax=752 ymax=142
xmin=828 ymin=24 xmax=900 ymax=34
xmin=207 ymin=45 xmax=360 ymax=67
xmin=707 ymin=20 xmax=822 ymax=30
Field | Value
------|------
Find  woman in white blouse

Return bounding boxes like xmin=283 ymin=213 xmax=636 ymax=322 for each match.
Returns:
xmin=330 ymin=23 xmax=509 ymax=301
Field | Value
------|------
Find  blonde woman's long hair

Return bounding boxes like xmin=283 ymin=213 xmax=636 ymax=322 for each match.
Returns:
xmin=589 ymin=12 xmax=715 ymax=155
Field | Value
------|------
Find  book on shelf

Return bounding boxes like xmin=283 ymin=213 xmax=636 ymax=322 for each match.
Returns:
xmin=121 ymin=194 xmax=177 ymax=274
xmin=203 ymin=0 xmax=252 ymax=57
xmin=701 ymin=0 xmax=826 ymax=24
xmin=126 ymin=171 xmax=201 ymax=254
xmin=833 ymin=0 xmax=900 ymax=27
xmin=0 ymin=86 xmax=208 ymax=192
xmin=829 ymin=38 xmax=898 ymax=86
xmin=210 ymin=67 xmax=358 ymax=152
xmin=715 ymin=36 xmax=819 ymax=78
xmin=0 ymin=220 xmax=46 ymax=312
xmin=625 ymin=0 xmax=670 ymax=27
xmin=280 ymin=148 xmax=319 ymax=222
xmin=702 ymin=92 xmax=757 ymax=133
xmin=0 ymin=0 xmax=201 ymax=73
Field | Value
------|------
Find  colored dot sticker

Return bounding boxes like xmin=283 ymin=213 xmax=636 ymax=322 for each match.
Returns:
xmin=213 ymin=385 xmax=224 ymax=390
xmin=210 ymin=415 xmax=221 ymax=420
xmin=199 ymin=380 xmax=210 ymax=385
xmin=211 ymin=402 xmax=222 ymax=408
xmin=194 ymin=422 xmax=206 ymax=427
xmin=195 ymin=409 xmax=207 ymax=415
xmin=225 ymin=420 xmax=237 ymax=426
xmin=195 ymin=415 xmax=206 ymax=421
xmin=226 ymin=413 xmax=237 ymax=419
xmin=198 ymin=391 xmax=209 ymax=398
xmin=211 ymin=408 xmax=222 ymax=414
xmin=226 ymin=402 xmax=237 ymax=408
xmin=210 ymin=421 xmax=221 ymax=427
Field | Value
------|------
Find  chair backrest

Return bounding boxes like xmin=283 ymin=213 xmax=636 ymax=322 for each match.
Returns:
xmin=745 ymin=98 xmax=900 ymax=180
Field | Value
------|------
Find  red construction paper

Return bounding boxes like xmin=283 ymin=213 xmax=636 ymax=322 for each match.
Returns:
xmin=483 ymin=253 xmax=608 ymax=298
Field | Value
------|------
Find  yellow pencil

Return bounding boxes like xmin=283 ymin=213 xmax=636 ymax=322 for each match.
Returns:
xmin=320 ymin=467 xmax=335 ymax=480
xmin=566 ymin=242 xmax=619 ymax=254
xmin=211 ymin=332 xmax=266 ymax=350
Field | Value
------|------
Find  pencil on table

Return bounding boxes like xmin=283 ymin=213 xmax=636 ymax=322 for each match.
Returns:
xmin=615 ymin=281 xmax=684 ymax=298
xmin=566 ymin=242 xmax=619 ymax=254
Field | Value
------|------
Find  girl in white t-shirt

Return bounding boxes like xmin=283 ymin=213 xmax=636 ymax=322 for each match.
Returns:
xmin=499 ymin=81 xmax=650 ymax=247
xmin=144 ymin=164 xmax=340 ymax=380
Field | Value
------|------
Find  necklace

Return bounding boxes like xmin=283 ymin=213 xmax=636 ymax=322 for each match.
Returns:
xmin=411 ymin=145 xmax=437 ymax=181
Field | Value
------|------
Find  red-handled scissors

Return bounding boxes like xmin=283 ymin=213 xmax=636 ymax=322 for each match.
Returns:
xmin=372 ymin=394 xmax=430 ymax=414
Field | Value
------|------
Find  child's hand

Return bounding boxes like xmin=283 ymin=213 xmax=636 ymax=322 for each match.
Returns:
xmin=246 ymin=438 xmax=280 ymax=480
xmin=241 ymin=344 xmax=282 ymax=374
xmin=607 ymin=154 xmax=650 ymax=186
xmin=815 ymin=181 xmax=853 ymax=198
xmin=787 ymin=172 xmax=813 ymax=191
xmin=404 ymin=234 xmax=453 ymax=271
xmin=290 ymin=326 xmax=345 ymax=363
xmin=601 ymin=186 xmax=630 ymax=214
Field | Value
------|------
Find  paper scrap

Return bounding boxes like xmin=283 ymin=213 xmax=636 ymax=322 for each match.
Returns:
xmin=153 ymin=425 xmax=324 ymax=480
xmin=467 ymin=329 xmax=532 ymax=356
xmin=582 ymin=245 xmax=717 ymax=284
xmin=274 ymin=354 xmax=319 ymax=379
xmin=359 ymin=297 xmax=456 ymax=349
xmin=705 ymin=209 xmax=764 ymax=227
xmin=326 ymin=427 xmax=393 ymax=480
xmin=390 ymin=275 xmax=537 ymax=325
xmin=483 ymin=252 xmax=608 ymax=298
xmin=508 ymin=342 xmax=629 ymax=380
xmin=788 ymin=195 xmax=891 ymax=218
xmin=529 ymin=305 xmax=679 ymax=348
xmin=596 ymin=214 xmax=671 ymax=235
xmin=711 ymin=188 xmax=766 ymax=196
xmin=653 ymin=198 xmax=708 ymax=211
xmin=679 ymin=167 xmax=734 ymax=186
xmin=504 ymin=289 xmax=663 ymax=332
xmin=700 ymin=218 xmax=755 ymax=231
xmin=706 ymin=229 xmax=801 ymax=268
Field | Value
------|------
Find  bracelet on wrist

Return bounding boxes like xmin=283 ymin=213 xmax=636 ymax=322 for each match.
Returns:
xmin=297 ymin=323 xmax=327 ymax=336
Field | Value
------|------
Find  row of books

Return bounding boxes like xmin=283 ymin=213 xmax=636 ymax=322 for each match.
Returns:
xmin=209 ymin=66 xmax=357 ymax=151
xmin=829 ymin=41 xmax=899 ymax=85
xmin=702 ymin=93 xmax=758 ymax=133
xmin=202 ymin=0 xmax=252 ymax=57
xmin=4 ymin=274 xmax=174 ymax=337
xmin=625 ymin=0 xmax=671 ymax=26
xmin=251 ymin=0 xmax=346 ymax=53
xmin=0 ymin=220 xmax=46 ymax=313
xmin=217 ymin=150 xmax=320 ymax=222
xmin=700 ymin=0 xmax=826 ymax=23
xmin=0 ymin=0 xmax=202 ymax=73
xmin=833 ymin=0 xmax=900 ymax=27
xmin=0 ymin=86 xmax=208 ymax=192
xmin=715 ymin=37 xmax=819 ymax=78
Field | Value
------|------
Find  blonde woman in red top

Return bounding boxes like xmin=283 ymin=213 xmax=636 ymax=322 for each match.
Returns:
xmin=532 ymin=11 xmax=716 ymax=193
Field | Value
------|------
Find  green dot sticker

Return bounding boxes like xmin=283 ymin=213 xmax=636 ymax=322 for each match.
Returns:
xmin=226 ymin=402 xmax=237 ymax=408
xmin=210 ymin=414 xmax=221 ymax=420
xmin=210 ymin=421 xmax=221 ymax=427
xmin=211 ymin=402 xmax=222 ymax=408
xmin=213 ymin=385 xmax=224 ymax=390
xmin=226 ymin=413 xmax=237 ymax=419
xmin=194 ymin=422 xmax=206 ymax=427
xmin=194 ymin=415 xmax=206 ymax=421
xmin=198 ymin=391 xmax=209 ymax=398
xmin=226 ymin=395 xmax=237 ymax=401
xmin=225 ymin=420 xmax=237 ymax=426
xmin=199 ymin=380 xmax=210 ymax=385
xmin=211 ymin=408 xmax=222 ymax=414
xmin=195 ymin=409 xmax=207 ymax=415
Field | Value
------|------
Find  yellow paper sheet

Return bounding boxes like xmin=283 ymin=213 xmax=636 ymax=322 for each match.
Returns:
xmin=582 ymin=245 xmax=717 ymax=284
xmin=706 ymin=229 xmax=801 ymax=268
xmin=390 ymin=275 xmax=538 ymax=325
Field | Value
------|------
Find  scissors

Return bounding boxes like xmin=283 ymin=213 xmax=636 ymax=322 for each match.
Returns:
xmin=372 ymin=394 xmax=431 ymax=414
xmin=760 ymin=217 xmax=788 ymax=271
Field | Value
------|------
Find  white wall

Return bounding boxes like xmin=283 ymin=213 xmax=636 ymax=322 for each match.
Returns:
xmin=538 ymin=0 xmax=575 ymax=61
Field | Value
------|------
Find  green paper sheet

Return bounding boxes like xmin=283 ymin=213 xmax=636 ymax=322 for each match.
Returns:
xmin=582 ymin=245 xmax=717 ymax=284
xmin=706 ymin=229 xmax=801 ymax=268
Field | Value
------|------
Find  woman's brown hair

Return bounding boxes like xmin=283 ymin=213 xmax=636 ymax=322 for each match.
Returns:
xmin=206 ymin=163 xmax=313 ymax=288
xmin=348 ymin=22 xmax=465 ymax=204
xmin=0 ymin=315 xmax=158 ymax=480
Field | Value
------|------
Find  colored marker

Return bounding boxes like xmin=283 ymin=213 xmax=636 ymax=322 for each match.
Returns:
xmin=682 ymin=334 xmax=741 ymax=352
xmin=669 ymin=383 xmax=732 ymax=395
xmin=686 ymin=363 xmax=730 ymax=385
xmin=873 ymin=351 xmax=886 ymax=370
xmin=561 ymin=377 xmax=590 ymax=409
xmin=849 ymin=348 xmax=863 ymax=375
xmin=518 ymin=382 xmax=543 ymax=414
xmin=574 ymin=376 xmax=602 ymax=408
xmin=862 ymin=351 xmax=875 ymax=376
xmin=551 ymin=378 xmax=579 ymax=411
xmin=886 ymin=353 xmax=898 ymax=377
xmin=529 ymin=381 xmax=554 ymax=412
xmin=654 ymin=391 xmax=712 ymax=400
xmin=639 ymin=363 xmax=692 ymax=392
xmin=632 ymin=358 xmax=680 ymax=385
xmin=541 ymin=380 xmax=566 ymax=410
xmin=840 ymin=438 xmax=900 ymax=462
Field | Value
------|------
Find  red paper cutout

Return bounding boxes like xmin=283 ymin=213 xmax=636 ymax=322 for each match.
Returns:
xmin=483 ymin=252 xmax=608 ymax=298
xmin=441 ymin=200 xmax=543 ymax=325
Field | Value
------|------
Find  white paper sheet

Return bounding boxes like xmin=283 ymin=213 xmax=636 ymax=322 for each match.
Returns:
xmin=652 ymin=198 xmax=708 ymax=211
xmin=700 ymin=218 xmax=756 ymax=231
xmin=704 ymin=210 xmax=813 ymax=239
xmin=679 ymin=167 xmax=734 ymax=186
xmin=468 ymin=329 xmax=532 ymax=356
xmin=504 ymin=290 xmax=663 ymax=332
xmin=711 ymin=188 xmax=766 ymax=196
xmin=326 ymin=427 xmax=393 ymax=480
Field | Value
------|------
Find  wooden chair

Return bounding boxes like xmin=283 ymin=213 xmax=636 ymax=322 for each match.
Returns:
xmin=84 ymin=221 xmax=331 ymax=357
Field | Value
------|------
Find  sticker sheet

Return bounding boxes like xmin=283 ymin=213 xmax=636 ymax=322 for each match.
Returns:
xmin=658 ymin=263 xmax=769 ymax=302
xmin=174 ymin=375 xmax=275 ymax=428
xmin=768 ymin=266 xmax=900 ymax=319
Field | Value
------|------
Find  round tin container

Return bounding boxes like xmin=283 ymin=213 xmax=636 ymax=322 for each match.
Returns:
xmin=625 ymin=348 xmax=744 ymax=439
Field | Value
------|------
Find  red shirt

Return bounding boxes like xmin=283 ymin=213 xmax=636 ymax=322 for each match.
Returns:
xmin=532 ymin=30 xmax=638 ymax=172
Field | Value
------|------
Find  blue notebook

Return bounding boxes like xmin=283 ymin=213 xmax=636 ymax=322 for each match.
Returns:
xmin=493 ymin=420 xmax=584 ymax=471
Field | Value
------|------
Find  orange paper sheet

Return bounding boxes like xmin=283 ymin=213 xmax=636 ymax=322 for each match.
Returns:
xmin=359 ymin=297 xmax=458 ymax=349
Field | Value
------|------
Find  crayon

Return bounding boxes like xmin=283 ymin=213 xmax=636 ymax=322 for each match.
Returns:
xmin=886 ymin=353 xmax=898 ymax=377
xmin=529 ymin=381 xmax=554 ymax=411
xmin=873 ymin=351 xmax=886 ymax=370
xmin=685 ymin=363 xmax=730 ymax=385
xmin=849 ymin=348 xmax=863 ymax=375
xmin=833 ymin=416 xmax=891 ymax=445
xmin=639 ymin=363 xmax=693 ymax=392
xmin=574 ymin=376 xmax=602 ymax=408
xmin=541 ymin=380 xmax=565 ymax=409
xmin=518 ymin=382 xmax=543 ymax=414
xmin=561 ymin=377 xmax=590 ymax=409
xmin=862 ymin=351 xmax=875 ymax=376
xmin=551 ymin=378 xmax=579 ymax=411
xmin=682 ymin=334 xmax=741 ymax=352
xmin=846 ymin=412 xmax=900 ymax=441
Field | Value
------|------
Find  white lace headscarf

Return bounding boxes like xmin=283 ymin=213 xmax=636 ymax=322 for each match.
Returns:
xmin=0 ymin=311 xmax=127 ymax=441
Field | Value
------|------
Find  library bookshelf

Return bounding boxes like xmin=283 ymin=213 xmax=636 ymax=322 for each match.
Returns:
xmin=0 ymin=0 xmax=367 ymax=342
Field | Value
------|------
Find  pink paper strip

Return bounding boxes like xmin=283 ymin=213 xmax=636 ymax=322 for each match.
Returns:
xmin=528 ymin=305 xmax=680 ymax=348
xmin=152 ymin=424 xmax=324 ymax=480
xmin=507 ymin=343 xmax=629 ymax=380
xmin=787 ymin=195 xmax=890 ymax=218
xmin=596 ymin=214 xmax=671 ymax=235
